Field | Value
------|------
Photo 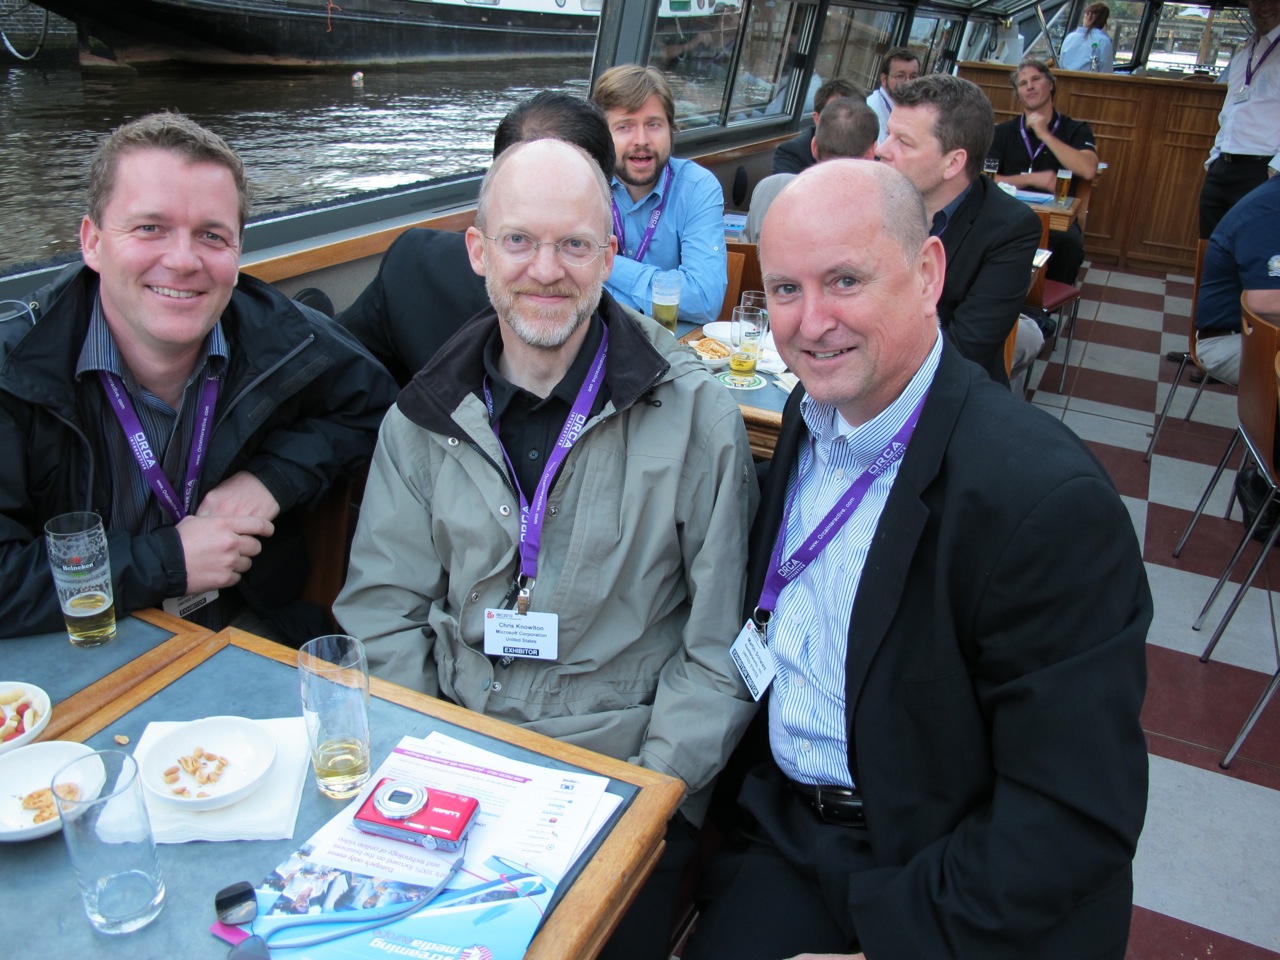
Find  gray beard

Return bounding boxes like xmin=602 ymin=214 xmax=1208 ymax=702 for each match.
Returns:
xmin=485 ymin=272 xmax=603 ymax=349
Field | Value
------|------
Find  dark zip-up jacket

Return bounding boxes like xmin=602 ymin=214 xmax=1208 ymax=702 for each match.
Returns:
xmin=0 ymin=264 xmax=396 ymax=637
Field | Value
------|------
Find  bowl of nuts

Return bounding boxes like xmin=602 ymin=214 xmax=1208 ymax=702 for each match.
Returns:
xmin=0 ymin=740 xmax=96 ymax=841
xmin=690 ymin=337 xmax=732 ymax=369
xmin=139 ymin=716 xmax=276 ymax=811
xmin=0 ymin=682 xmax=52 ymax=756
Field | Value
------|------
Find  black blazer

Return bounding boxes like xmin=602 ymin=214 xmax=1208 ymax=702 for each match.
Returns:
xmin=772 ymin=127 xmax=817 ymax=175
xmin=745 ymin=345 xmax=1151 ymax=959
xmin=937 ymin=176 xmax=1041 ymax=386
xmin=336 ymin=229 xmax=488 ymax=386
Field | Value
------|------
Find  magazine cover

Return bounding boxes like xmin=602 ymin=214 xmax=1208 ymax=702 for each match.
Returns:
xmin=212 ymin=732 xmax=616 ymax=960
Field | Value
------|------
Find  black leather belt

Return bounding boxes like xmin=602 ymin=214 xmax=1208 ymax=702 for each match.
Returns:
xmin=790 ymin=780 xmax=866 ymax=827
xmin=1218 ymin=153 xmax=1270 ymax=164
xmin=1198 ymin=327 xmax=1239 ymax=340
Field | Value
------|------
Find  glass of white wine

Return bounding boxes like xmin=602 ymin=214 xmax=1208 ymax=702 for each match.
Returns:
xmin=299 ymin=635 xmax=372 ymax=799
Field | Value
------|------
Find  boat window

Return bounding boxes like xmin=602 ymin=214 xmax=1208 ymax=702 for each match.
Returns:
xmin=1145 ymin=3 xmax=1253 ymax=77
xmin=649 ymin=0 xmax=821 ymax=128
xmin=812 ymin=3 xmax=907 ymax=97
xmin=908 ymin=12 xmax=964 ymax=75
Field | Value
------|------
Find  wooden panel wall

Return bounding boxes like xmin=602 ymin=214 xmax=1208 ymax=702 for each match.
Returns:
xmin=958 ymin=62 xmax=1224 ymax=273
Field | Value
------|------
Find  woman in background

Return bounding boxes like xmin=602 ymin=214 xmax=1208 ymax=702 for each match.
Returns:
xmin=1060 ymin=2 xmax=1115 ymax=72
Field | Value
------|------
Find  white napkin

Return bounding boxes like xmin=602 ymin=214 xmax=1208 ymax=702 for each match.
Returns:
xmin=134 ymin=717 xmax=310 ymax=843
xmin=758 ymin=349 xmax=787 ymax=375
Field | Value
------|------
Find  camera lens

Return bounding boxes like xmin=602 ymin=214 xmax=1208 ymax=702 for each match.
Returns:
xmin=372 ymin=780 xmax=428 ymax=820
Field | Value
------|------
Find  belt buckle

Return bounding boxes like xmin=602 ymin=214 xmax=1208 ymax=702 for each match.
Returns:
xmin=814 ymin=787 xmax=864 ymax=827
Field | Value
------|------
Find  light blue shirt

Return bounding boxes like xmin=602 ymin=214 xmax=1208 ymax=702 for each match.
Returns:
xmin=767 ymin=332 xmax=943 ymax=787
xmin=1059 ymin=27 xmax=1114 ymax=72
xmin=606 ymin=156 xmax=727 ymax=325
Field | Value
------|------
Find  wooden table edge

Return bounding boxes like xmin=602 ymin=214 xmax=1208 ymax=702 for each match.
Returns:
xmin=38 ymin=610 xmax=213 ymax=743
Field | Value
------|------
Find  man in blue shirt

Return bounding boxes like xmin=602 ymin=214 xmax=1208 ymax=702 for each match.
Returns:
xmin=1195 ymin=175 xmax=1280 ymax=385
xmin=592 ymin=65 xmax=728 ymax=325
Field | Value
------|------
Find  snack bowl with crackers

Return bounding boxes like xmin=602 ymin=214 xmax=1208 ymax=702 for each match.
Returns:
xmin=0 ymin=740 xmax=97 ymax=841
xmin=0 ymin=681 xmax=52 ymax=756
xmin=690 ymin=336 xmax=732 ymax=370
xmin=139 ymin=716 xmax=276 ymax=812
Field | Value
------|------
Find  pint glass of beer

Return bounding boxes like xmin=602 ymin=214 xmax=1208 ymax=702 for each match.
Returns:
xmin=651 ymin=271 xmax=681 ymax=334
xmin=299 ymin=635 xmax=372 ymax=799
xmin=44 ymin=512 xmax=116 ymax=646
xmin=1055 ymin=169 xmax=1072 ymax=203
xmin=729 ymin=305 xmax=767 ymax=384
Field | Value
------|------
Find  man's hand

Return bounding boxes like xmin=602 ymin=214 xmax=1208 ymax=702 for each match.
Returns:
xmin=176 ymin=514 xmax=274 ymax=594
xmin=196 ymin=470 xmax=281 ymax=521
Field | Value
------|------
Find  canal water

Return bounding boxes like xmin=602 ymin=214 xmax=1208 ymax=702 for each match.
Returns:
xmin=0 ymin=59 xmax=592 ymax=272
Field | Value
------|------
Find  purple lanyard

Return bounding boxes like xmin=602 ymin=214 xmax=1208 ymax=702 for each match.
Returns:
xmin=878 ymin=88 xmax=893 ymax=115
xmin=753 ymin=393 xmax=926 ymax=628
xmin=611 ymin=164 xmax=674 ymax=263
xmin=1019 ymin=113 xmax=1061 ymax=171
xmin=98 ymin=369 xmax=221 ymax=523
xmin=483 ymin=329 xmax=609 ymax=610
xmin=1246 ymin=32 xmax=1280 ymax=86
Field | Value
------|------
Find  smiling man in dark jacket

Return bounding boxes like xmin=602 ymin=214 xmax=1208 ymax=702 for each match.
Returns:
xmin=0 ymin=112 xmax=395 ymax=641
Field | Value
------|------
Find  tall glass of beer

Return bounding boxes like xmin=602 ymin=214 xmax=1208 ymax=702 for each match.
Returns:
xmin=1055 ymin=169 xmax=1072 ymax=203
xmin=299 ymin=635 xmax=372 ymax=799
xmin=44 ymin=511 xmax=116 ymax=646
xmin=729 ymin=305 xmax=767 ymax=385
xmin=651 ymin=271 xmax=681 ymax=334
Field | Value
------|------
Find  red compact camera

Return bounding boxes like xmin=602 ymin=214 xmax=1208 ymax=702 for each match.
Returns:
xmin=353 ymin=778 xmax=481 ymax=851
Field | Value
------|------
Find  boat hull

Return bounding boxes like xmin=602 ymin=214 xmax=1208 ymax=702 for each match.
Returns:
xmin=32 ymin=0 xmax=600 ymax=67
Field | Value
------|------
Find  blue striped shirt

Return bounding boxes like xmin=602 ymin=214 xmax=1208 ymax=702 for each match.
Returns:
xmin=75 ymin=295 xmax=229 ymax=535
xmin=767 ymin=332 xmax=942 ymax=787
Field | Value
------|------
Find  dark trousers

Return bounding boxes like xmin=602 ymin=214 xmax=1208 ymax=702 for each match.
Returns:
xmin=680 ymin=764 xmax=877 ymax=960
xmin=1199 ymin=157 xmax=1269 ymax=238
xmin=1047 ymin=223 xmax=1085 ymax=286
xmin=597 ymin=813 xmax=699 ymax=960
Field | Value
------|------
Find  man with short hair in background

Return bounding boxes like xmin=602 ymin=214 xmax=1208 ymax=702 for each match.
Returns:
xmin=746 ymin=97 xmax=879 ymax=242
xmin=0 ymin=112 xmax=395 ymax=642
xmin=1194 ymin=174 xmax=1280 ymax=385
xmin=772 ymin=77 xmax=859 ymax=175
xmin=336 ymin=91 xmax=618 ymax=385
xmin=865 ymin=46 xmax=920 ymax=144
xmin=878 ymin=74 xmax=1042 ymax=386
xmin=335 ymin=138 xmax=758 ymax=960
xmin=592 ymin=64 xmax=728 ymax=324
xmin=989 ymin=58 xmax=1098 ymax=285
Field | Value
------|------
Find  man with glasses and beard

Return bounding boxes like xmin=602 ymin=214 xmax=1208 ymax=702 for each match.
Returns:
xmin=334 ymin=139 xmax=759 ymax=960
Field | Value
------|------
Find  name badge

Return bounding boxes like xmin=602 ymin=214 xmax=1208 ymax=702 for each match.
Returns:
xmin=730 ymin=620 xmax=775 ymax=701
xmin=1234 ymin=85 xmax=1250 ymax=104
xmin=162 ymin=589 xmax=218 ymax=620
xmin=483 ymin=608 xmax=559 ymax=660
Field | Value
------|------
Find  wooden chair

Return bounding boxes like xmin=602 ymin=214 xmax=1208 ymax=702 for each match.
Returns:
xmin=1214 ymin=350 xmax=1280 ymax=768
xmin=1024 ymin=215 xmax=1084 ymax=394
xmin=726 ymin=240 xmax=763 ymax=301
xmin=1175 ymin=299 xmax=1280 ymax=658
xmin=300 ymin=465 xmax=368 ymax=629
xmin=718 ymin=251 xmax=746 ymax=321
xmin=1144 ymin=239 xmax=1213 ymax=462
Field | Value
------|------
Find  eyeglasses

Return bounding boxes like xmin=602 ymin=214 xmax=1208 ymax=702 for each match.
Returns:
xmin=217 ymin=840 xmax=465 ymax=958
xmin=482 ymin=232 xmax=609 ymax=267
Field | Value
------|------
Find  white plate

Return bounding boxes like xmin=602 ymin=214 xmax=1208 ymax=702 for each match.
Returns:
xmin=0 ymin=740 xmax=97 ymax=841
xmin=688 ymin=337 xmax=731 ymax=370
xmin=140 ymin=716 xmax=276 ymax=812
xmin=700 ymin=321 xmax=777 ymax=354
xmin=0 ymin=681 xmax=52 ymax=756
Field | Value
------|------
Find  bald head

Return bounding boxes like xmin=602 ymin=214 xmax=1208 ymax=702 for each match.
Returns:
xmin=476 ymin=138 xmax=611 ymax=236
xmin=760 ymin=160 xmax=944 ymax=426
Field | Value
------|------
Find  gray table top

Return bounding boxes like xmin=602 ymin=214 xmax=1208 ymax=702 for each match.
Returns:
xmin=3 ymin=616 xmax=174 ymax=705
xmin=1 ymin=643 xmax=634 ymax=958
